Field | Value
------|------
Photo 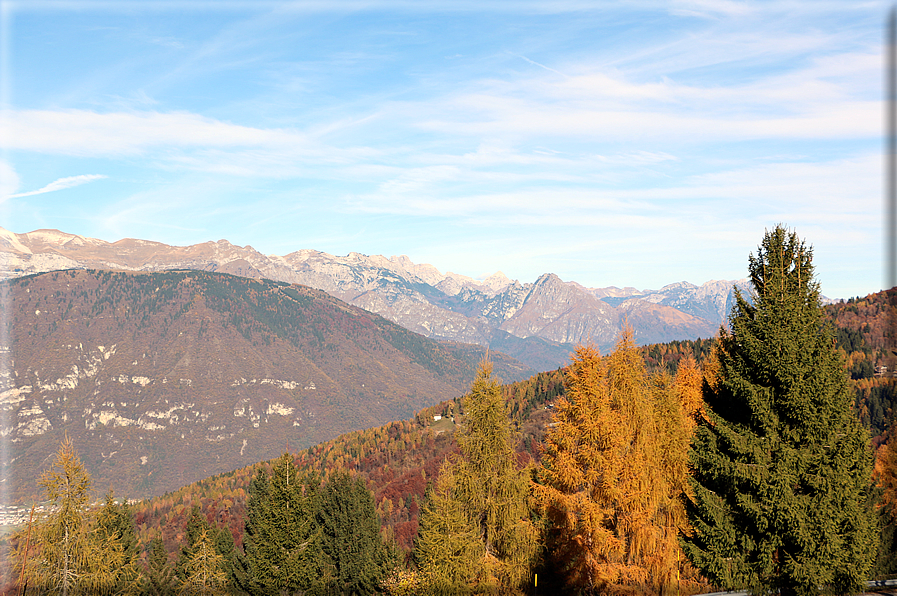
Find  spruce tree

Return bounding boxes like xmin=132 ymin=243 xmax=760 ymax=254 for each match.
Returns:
xmin=144 ymin=538 xmax=178 ymax=596
xmin=683 ymin=225 xmax=876 ymax=596
xmin=175 ymin=505 xmax=246 ymax=594
xmin=317 ymin=471 xmax=390 ymax=595
xmin=243 ymin=454 xmax=327 ymax=595
xmin=175 ymin=506 xmax=212 ymax=584
xmin=178 ymin=528 xmax=227 ymax=596
xmin=94 ymin=490 xmax=142 ymax=594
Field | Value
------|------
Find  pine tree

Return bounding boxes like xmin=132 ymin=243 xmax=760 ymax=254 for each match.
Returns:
xmin=317 ymin=470 xmax=391 ymax=595
xmin=143 ymin=538 xmax=177 ymax=596
xmin=243 ymin=454 xmax=327 ymax=595
xmin=415 ymin=360 xmax=538 ymax=594
xmin=683 ymin=225 xmax=876 ymax=596
xmin=536 ymin=332 xmax=693 ymax=595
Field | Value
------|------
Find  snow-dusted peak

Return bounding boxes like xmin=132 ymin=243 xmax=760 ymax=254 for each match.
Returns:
xmin=480 ymin=271 xmax=511 ymax=293
xmin=658 ymin=281 xmax=698 ymax=293
xmin=26 ymin=229 xmax=83 ymax=245
xmin=0 ymin=227 xmax=32 ymax=254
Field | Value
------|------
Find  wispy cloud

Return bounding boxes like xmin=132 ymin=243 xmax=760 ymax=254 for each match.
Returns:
xmin=0 ymin=160 xmax=20 ymax=199
xmin=512 ymin=53 xmax=568 ymax=78
xmin=413 ymin=46 xmax=880 ymax=141
xmin=6 ymin=174 xmax=107 ymax=199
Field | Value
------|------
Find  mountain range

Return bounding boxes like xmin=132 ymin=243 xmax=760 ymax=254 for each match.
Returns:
xmin=0 ymin=269 xmax=529 ymax=501
xmin=0 ymin=227 xmax=749 ymax=370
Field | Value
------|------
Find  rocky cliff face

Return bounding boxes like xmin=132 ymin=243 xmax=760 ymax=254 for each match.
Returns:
xmin=0 ymin=227 xmax=746 ymax=369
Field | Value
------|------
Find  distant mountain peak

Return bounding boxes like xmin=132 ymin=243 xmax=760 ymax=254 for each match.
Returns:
xmin=0 ymin=226 xmax=748 ymax=369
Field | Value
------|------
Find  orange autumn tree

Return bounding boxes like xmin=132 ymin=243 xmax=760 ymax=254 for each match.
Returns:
xmin=876 ymin=420 xmax=897 ymax=575
xmin=537 ymin=329 xmax=701 ymax=595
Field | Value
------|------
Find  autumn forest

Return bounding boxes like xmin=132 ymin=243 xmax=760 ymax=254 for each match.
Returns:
xmin=4 ymin=226 xmax=897 ymax=596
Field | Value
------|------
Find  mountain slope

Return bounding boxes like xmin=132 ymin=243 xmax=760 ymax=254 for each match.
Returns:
xmin=0 ymin=269 xmax=530 ymax=501
xmin=0 ymin=228 xmax=744 ymax=368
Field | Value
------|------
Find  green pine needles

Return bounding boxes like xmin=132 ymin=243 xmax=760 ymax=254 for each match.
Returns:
xmin=243 ymin=454 xmax=327 ymax=595
xmin=415 ymin=360 xmax=539 ymax=594
xmin=683 ymin=225 xmax=877 ymax=596
xmin=243 ymin=453 xmax=390 ymax=595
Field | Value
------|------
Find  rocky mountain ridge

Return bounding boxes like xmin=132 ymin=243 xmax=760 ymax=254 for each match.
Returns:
xmin=0 ymin=227 xmax=749 ymax=369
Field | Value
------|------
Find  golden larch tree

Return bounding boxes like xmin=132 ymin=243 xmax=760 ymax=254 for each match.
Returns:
xmin=537 ymin=330 xmax=696 ymax=595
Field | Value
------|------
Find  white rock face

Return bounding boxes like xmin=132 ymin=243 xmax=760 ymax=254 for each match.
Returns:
xmin=0 ymin=386 xmax=31 ymax=408
xmin=88 ymin=409 xmax=136 ymax=429
xmin=266 ymin=402 xmax=294 ymax=416
xmin=16 ymin=403 xmax=51 ymax=436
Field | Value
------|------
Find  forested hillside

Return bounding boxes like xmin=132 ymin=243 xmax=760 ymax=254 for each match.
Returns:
xmin=824 ymin=288 xmax=897 ymax=438
xmin=81 ymin=289 xmax=897 ymax=568
xmin=4 ymin=270 xmax=897 ymax=594
xmin=128 ymin=367 xmax=566 ymax=560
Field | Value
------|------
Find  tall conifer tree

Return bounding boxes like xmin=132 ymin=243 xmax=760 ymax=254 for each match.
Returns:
xmin=94 ymin=491 xmax=142 ymax=595
xmin=536 ymin=331 xmax=694 ymax=595
xmin=17 ymin=436 xmax=132 ymax=595
xmin=178 ymin=528 xmax=227 ymax=596
xmin=415 ymin=463 xmax=485 ymax=594
xmin=683 ymin=225 xmax=876 ymax=596
xmin=415 ymin=360 xmax=538 ymax=594
xmin=144 ymin=538 xmax=178 ymax=596
xmin=317 ymin=470 xmax=390 ymax=595
xmin=243 ymin=453 xmax=327 ymax=595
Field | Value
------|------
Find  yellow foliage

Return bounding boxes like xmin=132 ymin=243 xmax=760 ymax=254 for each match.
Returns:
xmin=537 ymin=329 xmax=704 ymax=595
xmin=877 ymin=422 xmax=897 ymax=522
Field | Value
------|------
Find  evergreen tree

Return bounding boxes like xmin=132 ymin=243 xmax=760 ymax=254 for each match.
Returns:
xmin=175 ymin=506 xmax=212 ymax=584
xmin=143 ymin=538 xmax=178 ymax=596
xmin=317 ymin=470 xmax=391 ymax=595
xmin=243 ymin=454 xmax=327 ymax=595
xmin=94 ymin=490 xmax=142 ymax=595
xmin=536 ymin=332 xmax=694 ymax=595
xmin=213 ymin=522 xmax=251 ymax=595
xmin=683 ymin=225 xmax=876 ymax=596
xmin=174 ymin=506 xmax=247 ymax=594
xmin=415 ymin=360 xmax=538 ymax=594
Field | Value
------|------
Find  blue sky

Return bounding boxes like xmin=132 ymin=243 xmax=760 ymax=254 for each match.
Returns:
xmin=0 ymin=0 xmax=886 ymax=299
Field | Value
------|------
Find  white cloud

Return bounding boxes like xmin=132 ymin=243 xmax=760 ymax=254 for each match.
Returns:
xmin=0 ymin=109 xmax=382 ymax=180
xmin=6 ymin=174 xmax=107 ymax=199
xmin=0 ymin=160 xmax=20 ymax=199
xmin=348 ymin=153 xmax=879 ymax=231
xmin=412 ymin=46 xmax=880 ymax=142
xmin=0 ymin=109 xmax=312 ymax=156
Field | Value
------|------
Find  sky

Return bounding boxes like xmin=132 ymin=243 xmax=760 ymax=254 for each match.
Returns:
xmin=0 ymin=0 xmax=887 ymax=299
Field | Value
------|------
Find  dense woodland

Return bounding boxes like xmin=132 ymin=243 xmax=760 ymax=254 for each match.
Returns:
xmin=4 ymin=228 xmax=897 ymax=595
